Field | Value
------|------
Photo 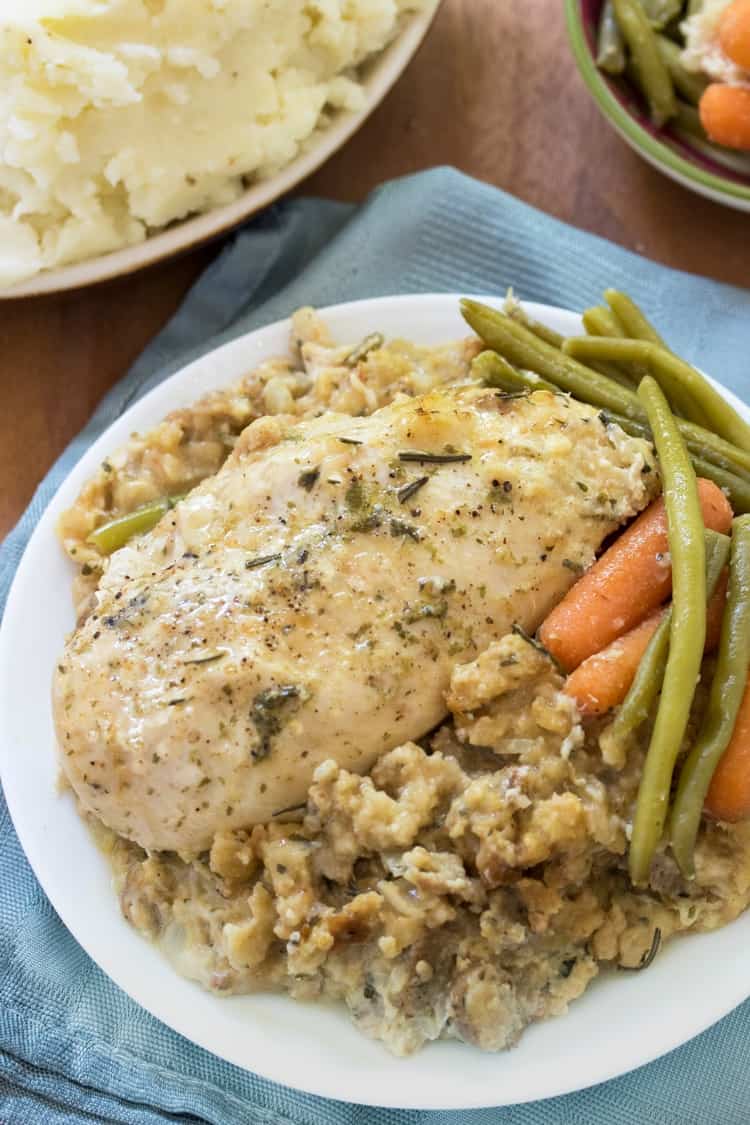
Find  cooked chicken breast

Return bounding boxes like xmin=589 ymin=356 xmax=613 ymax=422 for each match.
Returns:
xmin=54 ymin=385 xmax=656 ymax=855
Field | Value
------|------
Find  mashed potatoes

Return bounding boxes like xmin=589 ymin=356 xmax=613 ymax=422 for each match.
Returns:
xmin=0 ymin=0 xmax=430 ymax=287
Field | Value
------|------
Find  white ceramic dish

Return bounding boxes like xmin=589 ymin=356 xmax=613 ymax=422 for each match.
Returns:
xmin=1 ymin=7 xmax=438 ymax=300
xmin=1 ymin=294 xmax=749 ymax=1110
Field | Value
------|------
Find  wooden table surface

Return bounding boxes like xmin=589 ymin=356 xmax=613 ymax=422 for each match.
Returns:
xmin=2 ymin=0 xmax=748 ymax=540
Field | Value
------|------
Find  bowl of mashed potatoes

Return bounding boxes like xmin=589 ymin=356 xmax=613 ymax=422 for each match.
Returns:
xmin=0 ymin=0 xmax=437 ymax=297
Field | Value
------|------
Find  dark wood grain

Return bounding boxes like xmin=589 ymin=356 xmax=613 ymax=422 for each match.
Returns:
xmin=1 ymin=0 xmax=747 ymax=539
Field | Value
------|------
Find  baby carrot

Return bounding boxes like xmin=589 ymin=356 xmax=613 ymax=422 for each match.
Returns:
xmin=718 ymin=0 xmax=750 ymax=70
xmin=704 ymin=679 xmax=750 ymax=822
xmin=564 ymin=610 xmax=663 ymax=715
xmin=564 ymin=569 xmax=729 ymax=716
xmin=539 ymin=478 xmax=733 ymax=671
xmin=699 ymin=84 xmax=750 ymax=152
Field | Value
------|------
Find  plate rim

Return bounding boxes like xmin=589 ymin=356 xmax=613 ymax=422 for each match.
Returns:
xmin=0 ymin=5 xmax=440 ymax=300
xmin=1 ymin=292 xmax=749 ymax=1110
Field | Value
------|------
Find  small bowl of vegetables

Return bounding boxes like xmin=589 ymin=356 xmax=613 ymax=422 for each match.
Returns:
xmin=565 ymin=0 xmax=750 ymax=210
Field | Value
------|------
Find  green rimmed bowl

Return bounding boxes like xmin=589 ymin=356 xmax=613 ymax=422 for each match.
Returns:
xmin=565 ymin=0 xmax=750 ymax=211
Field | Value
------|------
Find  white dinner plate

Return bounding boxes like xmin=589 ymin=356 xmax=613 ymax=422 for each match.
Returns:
xmin=1 ymin=294 xmax=749 ymax=1110
xmin=1 ymin=6 xmax=438 ymax=300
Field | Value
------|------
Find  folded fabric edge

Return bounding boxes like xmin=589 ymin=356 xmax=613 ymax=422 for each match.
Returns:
xmin=0 ymin=1006 xmax=316 ymax=1125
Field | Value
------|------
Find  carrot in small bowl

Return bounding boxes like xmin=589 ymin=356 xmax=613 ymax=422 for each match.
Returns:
xmin=539 ymin=478 xmax=733 ymax=672
xmin=718 ymin=0 xmax=750 ymax=70
xmin=699 ymin=84 xmax=750 ymax=152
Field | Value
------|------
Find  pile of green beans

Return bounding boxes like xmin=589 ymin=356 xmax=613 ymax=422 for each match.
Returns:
xmin=609 ymin=0 xmax=677 ymax=126
xmin=505 ymin=302 xmax=564 ymax=349
xmin=609 ymin=529 xmax=730 ymax=749
xmin=670 ymin=516 xmax=750 ymax=876
xmin=603 ymin=288 xmax=664 ymax=347
xmin=563 ymin=338 xmax=750 ymax=449
xmin=594 ymin=0 xmax=742 ymax=160
xmin=624 ymin=377 xmax=706 ymax=885
xmin=467 ymin=290 xmax=750 ymax=879
xmin=473 ymin=304 xmax=750 ymax=509
xmin=461 ymin=296 xmax=750 ymax=514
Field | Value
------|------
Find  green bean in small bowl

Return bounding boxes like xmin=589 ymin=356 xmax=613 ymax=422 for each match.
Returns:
xmin=565 ymin=0 xmax=750 ymax=210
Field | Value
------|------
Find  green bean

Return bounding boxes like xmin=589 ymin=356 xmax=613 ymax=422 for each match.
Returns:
xmin=505 ymin=303 xmax=564 ymax=349
xmin=592 ymin=361 xmax=641 ymax=389
xmin=672 ymin=99 xmax=750 ymax=174
xmin=670 ymin=516 xmax=750 ymax=875
xmin=610 ymin=530 xmax=731 ymax=748
xmin=599 ymin=406 xmax=750 ymax=486
xmin=565 ymin=335 xmax=703 ymax=424
xmin=597 ymin=408 xmax=655 ymax=444
xmin=603 ymin=289 xmax=665 ymax=346
xmin=612 ymin=0 xmax=677 ymax=125
xmin=476 ymin=355 xmax=750 ymax=513
xmin=603 ymin=411 xmax=750 ymax=511
xmin=629 ymin=377 xmax=706 ymax=886
xmin=88 ymin=497 xmax=178 ymax=555
xmin=655 ymin=35 xmax=709 ymax=105
xmin=471 ymin=351 xmax=555 ymax=394
xmin=641 ymin=0 xmax=684 ymax=28
xmin=460 ymin=299 xmax=750 ymax=477
xmin=564 ymin=337 xmax=750 ymax=451
xmin=579 ymin=307 xmax=636 ymax=386
xmin=462 ymin=298 xmax=645 ymax=418
xmin=691 ymin=458 xmax=750 ymax=516
xmin=583 ymin=305 xmax=626 ymax=339
xmin=597 ymin=0 xmax=627 ymax=74
xmin=687 ymin=0 xmax=704 ymax=15
xmin=673 ymin=99 xmax=709 ymax=141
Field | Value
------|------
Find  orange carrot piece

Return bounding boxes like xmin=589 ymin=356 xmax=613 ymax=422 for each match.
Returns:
xmin=539 ymin=478 xmax=733 ymax=672
xmin=564 ymin=610 xmax=663 ymax=716
xmin=564 ymin=571 xmax=729 ymax=716
xmin=705 ymin=678 xmax=750 ymax=822
xmin=719 ymin=0 xmax=750 ymax=70
xmin=699 ymin=84 xmax=750 ymax=152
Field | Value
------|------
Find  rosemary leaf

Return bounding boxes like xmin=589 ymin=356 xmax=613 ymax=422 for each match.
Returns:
xmin=245 ymin=553 xmax=282 ymax=571
xmin=512 ymin=624 xmax=565 ymax=674
xmin=398 ymin=451 xmax=472 ymax=464
xmin=397 ymin=476 xmax=429 ymax=505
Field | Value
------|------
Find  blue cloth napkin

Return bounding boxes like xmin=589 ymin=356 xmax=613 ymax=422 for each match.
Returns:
xmin=2 ymin=167 xmax=750 ymax=1125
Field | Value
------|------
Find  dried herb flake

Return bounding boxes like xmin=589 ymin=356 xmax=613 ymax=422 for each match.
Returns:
xmin=245 ymin=553 xmax=281 ymax=571
xmin=390 ymin=518 xmax=422 ymax=542
xmin=398 ymin=451 xmax=472 ymax=465
xmin=397 ymin=476 xmax=429 ymax=505
xmin=298 ymin=467 xmax=320 ymax=491
xmin=251 ymin=684 xmax=305 ymax=760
